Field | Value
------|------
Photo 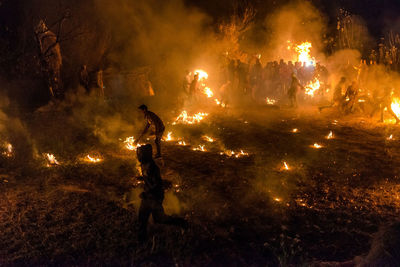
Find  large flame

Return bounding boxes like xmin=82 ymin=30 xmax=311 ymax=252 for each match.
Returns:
xmin=204 ymin=87 xmax=214 ymax=98
xmin=304 ymin=78 xmax=321 ymax=97
xmin=391 ymin=97 xmax=400 ymax=119
xmin=194 ymin=69 xmax=208 ymax=81
xmin=294 ymin=42 xmax=315 ymax=66
xmin=172 ymin=111 xmax=209 ymax=125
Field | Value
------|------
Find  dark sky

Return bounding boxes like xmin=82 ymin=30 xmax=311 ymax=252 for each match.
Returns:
xmin=186 ymin=0 xmax=400 ymax=39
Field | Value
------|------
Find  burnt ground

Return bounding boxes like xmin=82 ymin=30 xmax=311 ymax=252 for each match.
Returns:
xmin=1 ymin=105 xmax=400 ymax=266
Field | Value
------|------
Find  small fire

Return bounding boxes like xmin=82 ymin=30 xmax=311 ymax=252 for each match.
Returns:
xmin=177 ymin=140 xmax=187 ymax=146
xmin=326 ymin=131 xmax=334 ymax=139
xmin=274 ymin=197 xmax=282 ymax=202
xmin=391 ymin=97 xmax=400 ymax=119
xmin=2 ymin=143 xmax=13 ymax=157
xmin=85 ymin=154 xmax=102 ymax=163
xmin=311 ymin=143 xmax=323 ymax=149
xmin=292 ymin=128 xmax=298 ymax=133
xmin=124 ymin=137 xmax=143 ymax=151
xmin=283 ymin=161 xmax=290 ymax=170
xmin=204 ymin=87 xmax=213 ymax=98
xmin=304 ymin=78 xmax=321 ymax=97
xmin=172 ymin=111 xmax=209 ymax=125
xmin=194 ymin=69 xmax=208 ymax=81
xmin=193 ymin=145 xmax=206 ymax=152
xmin=387 ymin=134 xmax=394 ymax=141
xmin=45 ymin=153 xmax=59 ymax=166
xmin=166 ymin=132 xmax=174 ymax=141
xmin=203 ymin=135 xmax=214 ymax=142
xmin=214 ymin=99 xmax=226 ymax=107
xmin=221 ymin=150 xmax=249 ymax=158
xmin=266 ymin=98 xmax=276 ymax=105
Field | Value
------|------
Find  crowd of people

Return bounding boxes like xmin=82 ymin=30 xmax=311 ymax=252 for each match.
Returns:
xmin=182 ymin=55 xmax=400 ymax=123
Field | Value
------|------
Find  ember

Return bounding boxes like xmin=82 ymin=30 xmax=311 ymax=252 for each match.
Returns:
xmin=391 ymin=97 xmax=400 ymax=119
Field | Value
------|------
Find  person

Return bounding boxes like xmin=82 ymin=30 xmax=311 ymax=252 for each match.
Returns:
xmin=288 ymin=73 xmax=303 ymax=108
xmin=319 ymin=77 xmax=346 ymax=112
xmin=341 ymin=81 xmax=358 ymax=113
xmin=79 ymin=65 xmax=90 ymax=93
xmin=137 ymin=105 xmax=165 ymax=158
xmin=189 ymin=73 xmax=199 ymax=100
xmin=136 ymin=144 xmax=188 ymax=243
xmin=370 ymin=87 xmax=400 ymax=123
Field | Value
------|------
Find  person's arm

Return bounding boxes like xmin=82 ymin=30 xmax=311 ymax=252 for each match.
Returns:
xmin=137 ymin=121 xmax=150 ymax=142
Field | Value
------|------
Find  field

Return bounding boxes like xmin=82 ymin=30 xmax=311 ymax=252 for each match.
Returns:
xmin=1 ymin=103 xmax=400 ymax=266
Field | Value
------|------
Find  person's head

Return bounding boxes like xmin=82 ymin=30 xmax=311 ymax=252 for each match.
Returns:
xmin=137 ymin=144 xmax=153 ymax=163
xmin=138 ymin=104 xmax=148 ymax=113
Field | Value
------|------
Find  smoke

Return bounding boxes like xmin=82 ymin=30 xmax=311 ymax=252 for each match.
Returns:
xmin=260 ymin=1 xmax=327 ymax=63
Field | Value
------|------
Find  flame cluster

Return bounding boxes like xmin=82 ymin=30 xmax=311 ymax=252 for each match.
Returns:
xmin=391 ymin=97 xmax=400 ymax=119
xmin=85 ymin=154 xmax=102 ymax=163
xmin=124 ymin=137 xmax=143 ymax=151
xmin=304 ymin=78 xmax=321 ymax=97
xmin=289 ymin=41 xmax=315 ymax=66
xmin=172 ymin=111 xmax=209 ymax=125
xmin=220 ymin=150 xmax=249 ymax=158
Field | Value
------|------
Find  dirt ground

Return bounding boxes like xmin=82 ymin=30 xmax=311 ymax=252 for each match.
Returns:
xmin=1 ymin=104 xmax=400 ymax=266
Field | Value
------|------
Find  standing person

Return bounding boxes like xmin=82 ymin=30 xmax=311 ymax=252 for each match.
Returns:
xmin=136 ymin=144 xmax=188 ymax=243
xmin=341 ymin=81 xmax=358 ymax=114
xmin=136 ymin=105 xmax=165 ymax=158
xmin=79 ymin=65 xmax=90 ymax=93
xmin=189 ymin=73 xmax=199 ymax=101
xmin=288 ymin=73 xmax=303 ymax=108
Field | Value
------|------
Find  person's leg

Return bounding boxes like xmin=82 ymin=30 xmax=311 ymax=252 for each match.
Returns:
xmin=138 ymin=200 xmax=152 ymax=243
xmin=152 ymin=201 xmax=188 ymax=228
xmin=155 ymin=130 xmax=163 ymax=157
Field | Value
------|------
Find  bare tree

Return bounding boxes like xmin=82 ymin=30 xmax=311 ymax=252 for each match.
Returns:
xmin=218 ymin=3 xmax=256 ymax=61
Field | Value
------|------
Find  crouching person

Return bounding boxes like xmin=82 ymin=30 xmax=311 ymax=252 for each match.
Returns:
xmin=136 ymin=144 xmax=188 ymax=243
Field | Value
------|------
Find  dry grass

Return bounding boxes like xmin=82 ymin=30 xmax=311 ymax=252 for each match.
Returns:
xmin=1 ymin=106 xmax=400 ymax=265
